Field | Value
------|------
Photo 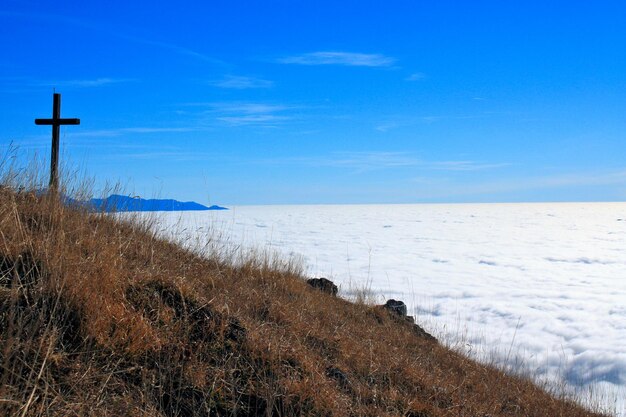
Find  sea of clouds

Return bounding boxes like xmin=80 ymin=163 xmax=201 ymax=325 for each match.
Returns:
xmin=151 ymin=203 xmax=626 ymax=415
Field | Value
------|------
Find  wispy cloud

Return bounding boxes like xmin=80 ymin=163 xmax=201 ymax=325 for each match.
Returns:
xmin=72 ymin=127 xmax=196 ymax=138
xmin=207 ymin=103 xmax=291 ymax=114
xmin=497 ymin=170 xmax=626 ymax=191
xmin=406 ymin=72 xmax=426 ymax=81
xmin=374 ymin=112 xmax=496 ymax=132
xmin=0 ymin=76 xmax=134 ymax=92
xmin=38 ymin=78 xmax=135 ymax=88
xmin=122 ymin=35 xmax=227 ymax=66
xmin=111 ymin=151 xmax=214 ymax=161
xmin=413 ymin=169 xmax=626 ymax=199
xmin=375 ymin=116 xmax=441 ymax=132
xmin=192 ymin=102 xmax=296 ymax=127
xmin=217 ymin=114 xmax=291 ymax=126
xmin=259 ymin=151 xmax=508 ymax=173
xmin=321 ymin=152 xmax=419 ymax=170
xmin=211 ymin=75 xmax=273 ymax=89
xmin=279 ymin=51 xmax=396 ymax=67
xmin=0 ymin=11 xmax=226 ymax=67
xmin=428 ymin=161 xmax=511 ymax=171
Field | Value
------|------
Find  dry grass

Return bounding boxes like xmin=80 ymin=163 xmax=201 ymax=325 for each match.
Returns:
xmin=0 ymin=181 xmax=613 ymax=416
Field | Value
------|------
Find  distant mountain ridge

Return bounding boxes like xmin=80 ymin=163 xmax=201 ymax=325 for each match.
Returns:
xmin=87 ymin=194 xmax=228 ymax=212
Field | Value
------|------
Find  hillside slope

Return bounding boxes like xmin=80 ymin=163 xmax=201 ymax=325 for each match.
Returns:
xmin=0 ymin=188 xmax=609 ymax=416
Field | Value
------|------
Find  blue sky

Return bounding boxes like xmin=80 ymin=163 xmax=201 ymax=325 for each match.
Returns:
xmin=1 ymin=1 xmax=625 ymax=205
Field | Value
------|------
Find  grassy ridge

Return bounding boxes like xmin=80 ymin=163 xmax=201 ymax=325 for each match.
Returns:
xmin=0 ymin=187 xmax=610 ymax=416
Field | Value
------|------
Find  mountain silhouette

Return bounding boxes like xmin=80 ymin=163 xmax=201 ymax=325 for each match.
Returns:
xmin=87 ymin=194 xmax=228 ymax=212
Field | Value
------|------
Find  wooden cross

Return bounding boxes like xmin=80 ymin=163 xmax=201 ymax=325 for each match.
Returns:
xmin=35 ymin=93 xmax=80 ymax=190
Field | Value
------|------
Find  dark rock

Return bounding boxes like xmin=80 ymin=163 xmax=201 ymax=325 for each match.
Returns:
xmin=383 ymin=299 xmax=407 ymax=316
xmin=380 ymin=300 xmax=437 ymax=342
xmin=306 ymin=277 xmax=338 ymax=296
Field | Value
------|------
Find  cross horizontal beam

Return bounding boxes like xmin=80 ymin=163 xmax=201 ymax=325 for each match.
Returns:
xmin=35 ymin=118 xmax=81 ymax=126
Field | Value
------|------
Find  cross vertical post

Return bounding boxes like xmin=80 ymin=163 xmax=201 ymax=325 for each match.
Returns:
xmin=35 ymin=93 xmax=80 ymax=191
xmin=50 ymin=93 xmax=61 ymax=191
